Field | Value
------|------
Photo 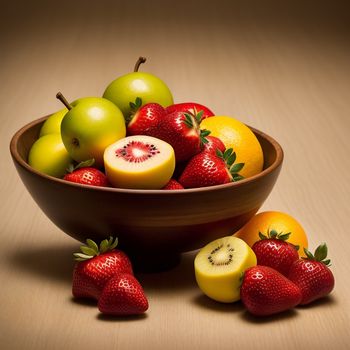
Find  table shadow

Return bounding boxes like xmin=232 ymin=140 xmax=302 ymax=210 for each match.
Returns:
xmin=8 ymin=243 xmax=76 ymax=285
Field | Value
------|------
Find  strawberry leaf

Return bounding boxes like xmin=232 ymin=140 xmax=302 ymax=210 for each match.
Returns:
xmin=278 ymin=232 xmax=291 ymax=241
xmin=232 ymin=174 xmax=244 ymax=182
xmin=80 ymin=246 xmax=97 ymax=256
xmin=110 ymin=237 xmax=119 ymax=250
xmin=86 ymin=238 xmax=99 ymax=253
xmin=200 ymin=129 xmax=211 ymax=145
xmin=314 ymin=243 xmax=328 ymax=262
xmin=223 ymin=148 xmax=233 ymax=160
xmin=226 ymin=152 xmax=236 ymax=166
xmin=216 ymin=149 xmax=224 ymax=159
xmin=230 ymin=163 xmax=244 ymax=174
xmin=195 ymin=110 xmax=204 ymax=123
xmin=73 ymin=252 xmax=94 ymax=261
xmin=304 ymin=247 xmax=315 ymax=260
xmin=99 ymin=238 xmax=109 ymax=254
xmin=323 ymin=259 xmax=331 ymax=266
xmin=269 ymin=229 xmax=278 ymax=238
xmin=259 ymin=231 xmax=268 ymax=240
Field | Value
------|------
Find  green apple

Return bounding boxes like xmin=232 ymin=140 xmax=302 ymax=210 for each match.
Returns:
xmin=58 ymin=93 xmax=126 ymax=167
xmin=39 ymin=108 xmax=68 ymax=137
xmin=103 ymin=56 xmax=173 ymax=119
xmin=28 ymin=134 xmax=74 ymax=178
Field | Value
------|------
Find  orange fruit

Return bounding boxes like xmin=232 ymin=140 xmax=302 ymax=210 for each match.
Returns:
xmin=233 ymin=211 xmax=308 ymax=257
xmin=200 ymin=116 xmax=264 ymax=178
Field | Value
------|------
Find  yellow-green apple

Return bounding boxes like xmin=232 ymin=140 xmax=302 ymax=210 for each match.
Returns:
xmin=57 ymin=93 xmax=126 ymax=167
xmin=28 ymin=134 xmax=74 ymax=178
xmin=39 ymin=108 xmax=68 ymax=137
xmin=103 ymin=57 xmax=173 ymax=119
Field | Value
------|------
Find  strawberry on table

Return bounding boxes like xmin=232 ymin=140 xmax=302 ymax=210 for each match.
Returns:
xmin=98 ymin=273 xmax=149 ymax=316
xmin=72 ymin=236 xmax=133 ymax=300
xmin=165 ymin=102 xmax=215 ymax=121
xmin=178 ymin=148 xmax=245 ymax=188
xmin=288 ymin=243 xmax=335 ymax=305
xmin=63 ymin=159 xmax=109 ymax=187
xmin=252 ymin=230 xmax=299 ymax=276
xmin=240 ymin=265 xmax=302 ymax=316
xmin=153 ymin=110 xmax=211 ymax=162
xmin=127 ymin=100 xmax=166 ymax=136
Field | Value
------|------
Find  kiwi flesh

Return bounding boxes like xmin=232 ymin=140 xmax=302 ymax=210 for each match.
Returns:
xmin=194 ymin=236 xmax=257 ymax=303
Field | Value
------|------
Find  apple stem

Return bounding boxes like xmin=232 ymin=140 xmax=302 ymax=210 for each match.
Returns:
xmin=56 ymin=92 xmax=73 ymax=110
xmin=134 ymin=56 xmax=147 ymax=72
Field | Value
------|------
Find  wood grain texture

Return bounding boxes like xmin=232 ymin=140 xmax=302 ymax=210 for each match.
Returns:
xmin=1 ymin=1 xmax=349 ymax=349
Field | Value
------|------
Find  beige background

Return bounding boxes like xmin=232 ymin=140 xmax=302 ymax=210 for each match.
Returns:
xmin=1 ymin=1 xmax=350 ymax=349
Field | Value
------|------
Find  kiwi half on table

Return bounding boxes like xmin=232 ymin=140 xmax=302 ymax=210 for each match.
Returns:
xmin=194 ymin=236 xmax=257 ymax=303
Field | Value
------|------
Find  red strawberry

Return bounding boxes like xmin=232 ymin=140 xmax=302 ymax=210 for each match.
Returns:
xmin=288 ymin=243 xmax=335 ymax=305
xmin=127 ymin=100 xmax=166 ymax=136
xmin=72 ymin=237 xmax=133 ymax=300
xmin=98 ymin=273 xmax=149 ymax=316
xmin=162 ymin=179 xmax=184 ymax=190
xmin=64 ymin=159 xmax=109 ymax=187
xmin=202 ymin=136 xmax=226 ymax=155
xmin=252 ymin=230 xmax=299 ymax=276
xmin=178 ymin=148 xmax=245 ymax=188
xmin=153 ymin=110 xmax=210 ymax=162
xmin=165 ymin=102 xmax=214 ymax=121
xmin=241 ymin=265 xmax=302 ymax=316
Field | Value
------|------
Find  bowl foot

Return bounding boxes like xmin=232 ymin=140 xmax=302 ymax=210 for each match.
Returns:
xmin=130 ymin=252 xmax=182 ymax=273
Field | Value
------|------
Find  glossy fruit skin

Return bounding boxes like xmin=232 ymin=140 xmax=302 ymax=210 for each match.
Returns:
xmin=165 ymin=102 xmax=214 ymax=121
xmin=103 ymin=72 xmax=173 ymax=118
xmin=288 ymin=259 xmax=335 ymax=305
xmin=179 ymin=152 xmax=231 ymax=188
xmin=202 ymin=136 xmax=226 ymax=154
xmin=72 ymin=250 xmax=133 ymax=300
xmin=154 ymin=111 xmax=202 ymax=162
xmin=63 ymin=167 xmax=109 ymax=187
xmin=200 ymin=116 xmax=263 ymax=178
xmin=241 ymin=265 xmax=302 ymax=316
xmin=194 ymin=237 xmax=257 ymax=303
xmin=234 ymin=211 xmax=308 ymax=257
xmin=98 ymin=273 xmax=149 ymax=315
xmin=127 ymin=103 xmax=166 ymax=136
xmin=61 ymin=97 xmax=126 ymax=167
xmin=28 ymin=134 xmax=74 ymax=178
xmin=162 ymin=179 xmax=184 ymax=190
xmin=39 ymin=108 xmax=68 ymax=137
xmin=252 ymin=239 xmax=299 ymax=276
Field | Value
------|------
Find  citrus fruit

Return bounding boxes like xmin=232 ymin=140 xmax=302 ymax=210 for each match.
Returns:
xmin=234 ymin=211 xmax=308 ymax=257
xmin=194 ymin=236 xmax=257 ymax=303
xmin=200 ymin=116 xmax=264 ymax=178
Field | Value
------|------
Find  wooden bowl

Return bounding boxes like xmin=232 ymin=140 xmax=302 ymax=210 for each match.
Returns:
xmin=10 ymin=116 xmax=283 ymax=270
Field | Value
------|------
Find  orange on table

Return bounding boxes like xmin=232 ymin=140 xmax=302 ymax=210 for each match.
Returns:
xmin=233 ymin=211 xmax=308 ymax=257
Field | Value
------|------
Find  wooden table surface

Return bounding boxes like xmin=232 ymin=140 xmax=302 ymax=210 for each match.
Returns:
xmin=1 ymin=1 xmax=349 ymax=349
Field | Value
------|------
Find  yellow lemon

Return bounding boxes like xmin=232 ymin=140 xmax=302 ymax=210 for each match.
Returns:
xmin=200 ymin=116 xmax=264 ymax=178
xmin=234 ymin=211 xmax=308 ymax=257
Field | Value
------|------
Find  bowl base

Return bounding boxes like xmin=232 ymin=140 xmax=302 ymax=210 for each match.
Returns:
xmin=130 ymin=252 xmax=182 ymax=273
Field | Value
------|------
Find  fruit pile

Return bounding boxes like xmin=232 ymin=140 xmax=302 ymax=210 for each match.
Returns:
xmin=28 ymin=57 xmax=264 ymax=189
xmin=73 ymin=237 xmax=148 ymax=316
xmin=194 ymin=211 xmax=335 ymax=316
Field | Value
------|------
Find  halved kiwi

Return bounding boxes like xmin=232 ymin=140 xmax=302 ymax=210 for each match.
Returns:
xmin=104 ymin=135 xmax=175 ymax=189
xmin=194 ymin=236 xmax=257 ymax=303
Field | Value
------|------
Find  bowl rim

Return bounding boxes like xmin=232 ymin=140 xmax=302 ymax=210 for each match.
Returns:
xmin=10 ymin=115 xmax=284 ymax=194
